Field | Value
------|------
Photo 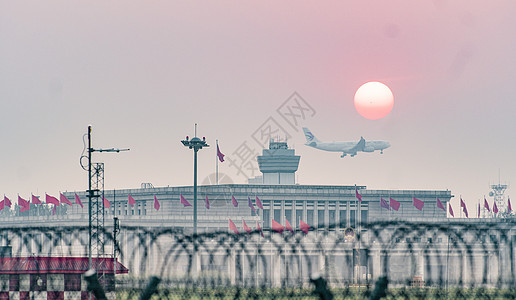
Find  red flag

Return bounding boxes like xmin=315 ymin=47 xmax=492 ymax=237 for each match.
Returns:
xmin=508 ymin=197 xmax=512 ymax=212
xmin=74 ymin=193 xmax=84 ymax=208
xmin=242 ymin=220 xmax=252 ymax=233
xmin=0 ymin=200 xmax=4 ymax=211
xmin=154 ymin=195 xmax=160 ymax=211
xmin=231 ymin=195 xmax=238 ymax=207
xmin=255 ymin=196 xmax=263 ymax=210
xmin=228 ymin=219 xmax=239 ymax=234
xmin=248 ymin=196 xmax=256 ymax=213
xmin=18 ymin=196 xmax=30 ymax=212
xmin=271 ymin=219 xmax=284 ymax=233
xmin=436 ymin=198 xmax=445 ymax=211
xmin=257 ymin=221 xmax=264 ymax=237
xmin=380 ymin=198 xmax=389 ymax=210
xmin=299 ymin=220 xmax=310 ymax=234
xmin=128 ymin=195 xmax=136 ymax=207
xmin=484 ymin=197 xmax=490 ymax=212
xmin=32 ymin=194 xmax=42 ymax=205
xmin=103 ymin=196 xmax=111 ymax=208
xmin=45 ymin=194 xmax=59 ymax=206
xmin=52 ymin=205 xmax=57 ymax=215
xmin=180 ymin=194 xmax=191 ymax=207
xmin=60 ymin=193 xmax=72 ymax=206
xmin=355 ymin=186 xmax=362 ymax=202
xmin=4 ymin=196 xmax=11 ymax=207
xmin=389 ymin=197 xmax=400 ymax=211
xmin=449 ymin=203 xmax=454 ymax=217
xmin=205 ymin=195 xmax=210 ymax=209
xmin=217 ymin=144 xmax=225 ymax=162
xmin=413 ymin=197 xmax=424 ymax=211
xmin=460 ymin=197 xmax=468 ymax=217
xmin=493 ymin=201 xmax=498 ymax=213
xmin=285 ymin=218 xmax=294 ymax=234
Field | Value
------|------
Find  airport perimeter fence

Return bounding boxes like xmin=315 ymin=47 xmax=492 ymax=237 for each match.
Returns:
xmin=1 ymin=220 xmax=515 ymax=299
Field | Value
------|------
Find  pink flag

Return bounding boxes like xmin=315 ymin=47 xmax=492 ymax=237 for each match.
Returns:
xmin=460 ymin=197 xmax=468 ymax=217
xmin=128 ymin=195 xmax=136 ymax=207
xmin=4 ymin=196 xmax=11 ymax=207
xmin=255 ymin=196 xmax=263 ymax=210
xmin=484 ymin=197 xmax=490 ymax=212
xmin=103 ymin=196 xmax=111 ymax=208
xmin=299 ymin=220 xmax=310 ymax=234
xmin=389 ymin=197 xmax=400 ymax=211
xmin=285 ymin=219 xmax=294 ymax=234
xmin=0 ymin=200 xmax=4 ymax=211
xmin=45 ymin=194 xmax=59 ymax=206
xmin=180 ymin=194 xmax=192 ymax=207
xmin=60 ymin=193 xmax=72 ymax=206
xmin=436 ymin=198 xmax=445 ymax=211
xmin=75 ymin=193 xmax=84 ymax=208
xmin=508 ymin=197 xmax=512 ymax=212
xmin=32 ymin=194 xmax=42 ymax=205
xmin=231 ymin=195 xmax=238 ymax=207
xmin=380 ymin=198 xmax=389 ymax=210
xmin=257 ymin=221 xmax=264 ymax=237
xmin=493 ymin=201 xmax=498 ymax=213
xmin=355 ymin=186 xmax=362 ymax=202
xmin=242 ymin=220 xmax=252 ymax=233
xmin=154 ymin=195 xmax=160 ymax=211
xmin=205 ymin=195 xmax=210 ymax=209
xmin=248 ymin=196 xmax=256 ymax=213
xmin=449 ymin=203 xmax=454 ymax=217
xmin=229 ymin=219 xmax=239 ymax=234
xmin=413 ymin=197 xmax=424 ymax=211
xmin=18 ymin=196 xmax=30 ymax=212
xmin=217 ymin=144 xmax=225 ymax=162
xmin=478 ymin=203 xmax=481 ymax=218
xmin=271 ymin=219 xmax=284 ymax=233
xmin=52 ymin=205 xmax=57 ymax=215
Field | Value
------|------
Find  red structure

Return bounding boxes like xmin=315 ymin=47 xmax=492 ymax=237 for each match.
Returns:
xmin=0 ymin=257 xmax=128 ymax=299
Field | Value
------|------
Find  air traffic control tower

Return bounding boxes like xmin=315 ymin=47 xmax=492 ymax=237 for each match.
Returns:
xmin=252 ymin=140 xmax=300 ymax=184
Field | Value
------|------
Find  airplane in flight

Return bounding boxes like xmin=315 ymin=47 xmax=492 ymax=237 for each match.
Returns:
xmin=302 ymin=127 xmax=390 ymax=158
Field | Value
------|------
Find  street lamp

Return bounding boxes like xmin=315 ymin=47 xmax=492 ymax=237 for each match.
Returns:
xmin=181 ymin=124 xmax=209 ymax=235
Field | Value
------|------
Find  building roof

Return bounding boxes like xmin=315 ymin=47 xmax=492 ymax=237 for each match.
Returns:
xmin=0 ymin=257 xmax=129 ymax=274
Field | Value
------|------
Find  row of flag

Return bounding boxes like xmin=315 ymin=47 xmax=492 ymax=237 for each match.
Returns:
xmin=449 ymin=196 xmax=512 ymax=218
xmin=0 ymin=193 xmax=162 ymax=213
xmin=228 ymin=218 xmax=311 ymax=235
xmin=179 ymin=193 xmax=264 ymax=212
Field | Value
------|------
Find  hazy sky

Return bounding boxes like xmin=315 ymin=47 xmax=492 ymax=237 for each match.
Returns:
xmin=1 ymin=1 xmax=515 ymax=216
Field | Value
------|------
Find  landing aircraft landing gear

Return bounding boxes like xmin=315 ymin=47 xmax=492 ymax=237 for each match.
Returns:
xmin=340 ymin=153 xmax=347 ymax=158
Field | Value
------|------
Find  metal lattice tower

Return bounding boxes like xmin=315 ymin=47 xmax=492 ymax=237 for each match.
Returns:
xmin=91 ymin=163 xmax=105 ymax=270
xmin=490 ymin=182 xmax=508 ymax=215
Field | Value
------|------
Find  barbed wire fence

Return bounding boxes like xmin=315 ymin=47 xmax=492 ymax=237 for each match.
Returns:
xmin=1 ymin=220 xmax=515 ymax=299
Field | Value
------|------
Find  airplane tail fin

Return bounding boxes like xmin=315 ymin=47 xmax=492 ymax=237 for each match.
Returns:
xmin=302 ymin=127 xmax=321 ymax=145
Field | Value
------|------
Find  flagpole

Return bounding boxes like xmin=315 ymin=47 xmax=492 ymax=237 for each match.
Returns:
xmin=216 ymin=140 xmax=219 ymax=185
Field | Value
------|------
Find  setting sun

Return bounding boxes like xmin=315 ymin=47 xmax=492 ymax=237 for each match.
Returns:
xmin=354 ymin=81 xmax=394 ymax=120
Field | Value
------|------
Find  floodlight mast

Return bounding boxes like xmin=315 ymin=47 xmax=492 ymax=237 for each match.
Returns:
xmin=181 ymin=124 xmax=209 ymax=235
xmin=86 ymin=125 xmax=129 ymax=270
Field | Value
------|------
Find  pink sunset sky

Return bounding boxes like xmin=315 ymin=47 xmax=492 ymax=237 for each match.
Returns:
xmin=1 ymin=1 xmax=515 ymax=216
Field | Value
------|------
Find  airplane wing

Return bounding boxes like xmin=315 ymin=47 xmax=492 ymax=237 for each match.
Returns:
xmin=349 ymin=137 xmax=366 ymax=152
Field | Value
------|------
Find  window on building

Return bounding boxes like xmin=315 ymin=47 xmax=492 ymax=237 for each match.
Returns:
xmin=307 ymin=210 xmax=314 ymax=226
xmin=296 ymin=209 xmax=303 ymax=224
xmin=285 ymin=209 xmax=292 ymax=223
xmin=318 ymin=210 xmax=325 ymax=227
xmin=339 ymin=210 xmax=347 ymax=227
xmin=30 ymin=274 xmax=47 ymax=291
xmin=263 ymin=210 xmax=270 ymax=228
xmin=361 ymin=210 xmax=368 ymax=224
xmin=274 ymin=209 xmax=281 ymax=223
xmin=350 ymin=210 xmax=356 ymax=228
xmin=329 ymin=210 xmax=335 ymax=226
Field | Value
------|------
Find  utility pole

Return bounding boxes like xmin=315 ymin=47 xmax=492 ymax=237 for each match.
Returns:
xmin=181 ymin=124 xmax=209 ymax=235
xmin=82 ymin=125 xmax=129 ymax=271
